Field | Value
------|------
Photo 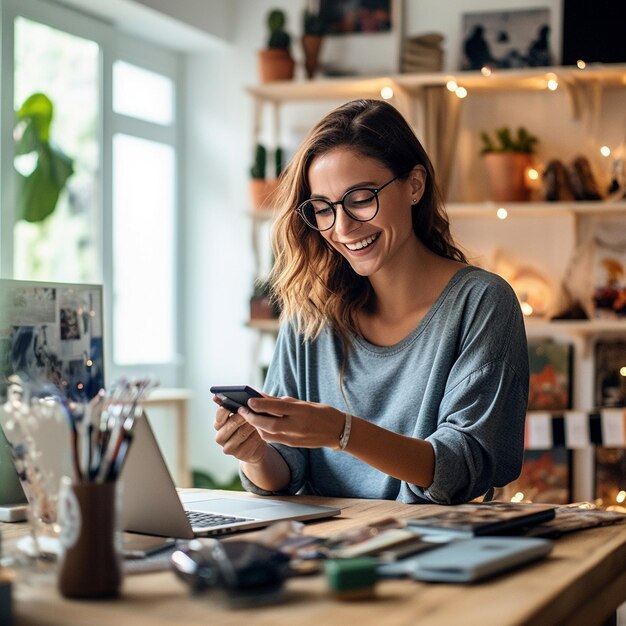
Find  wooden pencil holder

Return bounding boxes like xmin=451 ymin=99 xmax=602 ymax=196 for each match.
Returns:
xmin=57 ymin=479 xmax=122 ymax=598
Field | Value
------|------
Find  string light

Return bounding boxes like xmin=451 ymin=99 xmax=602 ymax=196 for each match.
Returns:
xmin=455 ymin=86 xmax=468 ymax=99
xmin=527 ymin=168 xmax=539 ymax=181
xmin=481 ymin=66 xmax=492 ymax=77
xmin=620 ymin=366 xmax=626 ymax=377
xmin=600 ymin=145 xmax=611 ymax=157
xmin=547 ymin=78 xmax=558 ymax=91
xmin=496 ymin=207 xmax=508 ymax=220
xmin=446 ymin=79 xmax=458 ymax=92
xmin=380 ymin=86 xmax=393 ymax=100
xmin=617 ymin=490 xmax=626 ymax=504
xmin=576 ymin=59 xmax=586 ymax=69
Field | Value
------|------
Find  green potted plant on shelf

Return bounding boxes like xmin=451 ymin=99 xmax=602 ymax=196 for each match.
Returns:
xmin=480 ymin=126 xmax=538 ymax=202
xmin=301 ymin=1 xmax=326 ymax=79
xmin=258 ymin=8 xmax=295 ymax=83
xmin=249 ymin=143 xmax=283 ymax=210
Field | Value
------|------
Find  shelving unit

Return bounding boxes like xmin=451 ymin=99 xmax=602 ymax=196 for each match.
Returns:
xmin=246 ymin=64 xmax=626 ymax=502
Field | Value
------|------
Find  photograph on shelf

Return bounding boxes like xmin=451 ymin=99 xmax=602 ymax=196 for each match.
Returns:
xmin=460 ymin=8 xmax=552 ymax=71
xmin=594 ymin=340 xmax=626 ymax=408
xmin=320 ymin=0 xmax=392 ymax=34
xmin=528 ymin=340 xmax=573 ymax=411
xmin=594 ymin=447 xmax=626 ymax=510
xmin=496 ymin=448 xmax=572 ymax=505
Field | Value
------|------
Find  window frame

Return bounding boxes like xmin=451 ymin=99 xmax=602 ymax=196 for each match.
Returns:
xmin=0 ymin=0 xmax=184 ymax=387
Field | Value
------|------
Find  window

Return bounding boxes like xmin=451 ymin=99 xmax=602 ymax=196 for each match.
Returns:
xmin=0 ymin=0 xmax=183 ymax=386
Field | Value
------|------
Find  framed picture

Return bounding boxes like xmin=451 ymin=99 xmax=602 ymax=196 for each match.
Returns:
xmin=528 ymin=340 xmax=573 ymax=411
xmin=496 ymin=448 xmax=572 ymax=505
xmin=318 ymin=0 xmax=403 ymax=76
xmin=460 ymin=8 xmax=553 ymax=71
xmin=594 ymin=448 xmax=626 ymax=509
xmin=320 ymin=0 xmax=392 ymax=35
xmin=594 ymin=340 xmax=626 ymax=408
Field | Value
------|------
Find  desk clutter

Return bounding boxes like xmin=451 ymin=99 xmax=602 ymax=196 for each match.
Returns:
xmin=167 ymin=501 xmax=626 ymax=607
xmin=0 ymin=376 xmax=157 ymax=599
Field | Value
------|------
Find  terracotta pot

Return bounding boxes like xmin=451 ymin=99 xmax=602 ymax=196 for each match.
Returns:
xmin=483 ymin=152 xmax=533 ymax=202
xmin=249 ymin=179 xmax=279 ymax=210
xmin=301 ymin=35 xmax=324 ymax=79
xmin=258 ymin=49 xmax=295 ymax=83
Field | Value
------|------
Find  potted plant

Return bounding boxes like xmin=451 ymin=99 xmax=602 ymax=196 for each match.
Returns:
xmin=301 ymin=1 xmax=326 ymax=79
xmin=249 ymin=143 xmax=284 ymax=210
xmin=258 ymin=9 xmax=295 ymax=83
xmin=480 ymin=126 xmax=538 ymax=202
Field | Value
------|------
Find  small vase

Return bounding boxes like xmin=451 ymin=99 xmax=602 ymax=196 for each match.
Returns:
xmin=483 ymin=152 xmax=532 ymax=202
xmin=301 ymin=35 xmax=324 ymax=79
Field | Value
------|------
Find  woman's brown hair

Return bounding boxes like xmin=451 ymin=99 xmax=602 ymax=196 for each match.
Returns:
xmin=270 ymin=99 xmax=466 ymax=344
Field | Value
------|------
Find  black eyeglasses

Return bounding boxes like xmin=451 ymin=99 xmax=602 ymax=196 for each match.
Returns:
xmin=296 ymin=174 xmax=404 ymax=232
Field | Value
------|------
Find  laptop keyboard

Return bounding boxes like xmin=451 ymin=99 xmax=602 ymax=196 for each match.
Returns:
xmin=185 ymin=510 xmax=253 ymax=528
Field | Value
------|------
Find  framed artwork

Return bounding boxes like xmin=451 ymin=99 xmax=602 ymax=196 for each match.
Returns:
xmin=460 ymin=8 xmax=553 ymax=71
xmin=497 ymin=448 xmax=572 ymax=505
xmin=319 ymin=0 xmax=392 ymax=35
xmin=528 ymin=340 xmax=573 ymax=412
xmin=594 ymin=340 xmax=626 ymax=408
xmin=318 ymin=0 xmax=403 ymax=76
xmin=594 ymin=448 xmax=626 ymax=509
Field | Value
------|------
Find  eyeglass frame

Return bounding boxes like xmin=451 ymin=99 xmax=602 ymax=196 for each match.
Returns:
xmin=295 ymin=172 xmax=409 ymax=232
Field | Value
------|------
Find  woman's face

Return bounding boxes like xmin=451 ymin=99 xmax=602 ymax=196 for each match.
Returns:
xmin=306 ymin=147 xmax=425 ymax=278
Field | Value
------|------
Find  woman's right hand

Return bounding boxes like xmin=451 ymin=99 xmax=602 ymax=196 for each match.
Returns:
xmin=213 ymin=402 xmax=269 ymax=464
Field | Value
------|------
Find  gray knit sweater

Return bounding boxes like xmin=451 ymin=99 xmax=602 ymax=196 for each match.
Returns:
xmin=240 ymin=266 xmax=529 ymax=504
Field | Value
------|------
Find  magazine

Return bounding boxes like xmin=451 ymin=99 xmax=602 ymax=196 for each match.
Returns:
xmin=404 ymin=501 xmax=556 ymax=537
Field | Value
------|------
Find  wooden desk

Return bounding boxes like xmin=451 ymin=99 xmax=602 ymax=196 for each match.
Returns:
xmin=2 ymin=494 xmax=625 ymax=626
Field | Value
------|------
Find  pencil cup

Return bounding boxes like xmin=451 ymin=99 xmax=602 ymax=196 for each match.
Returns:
xmin=57 ymin=478 xmax=122 ymax=598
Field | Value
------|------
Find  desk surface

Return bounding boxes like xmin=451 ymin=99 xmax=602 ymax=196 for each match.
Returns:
xmin=2 ymin=492 xmax=626 ymax=626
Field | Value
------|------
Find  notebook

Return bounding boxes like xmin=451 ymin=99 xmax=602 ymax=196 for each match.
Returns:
xmin=120 ymin=413 xmax=341 ymax=538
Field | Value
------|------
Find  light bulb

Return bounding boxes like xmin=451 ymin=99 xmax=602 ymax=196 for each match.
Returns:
xmin=380 ymin=86 xmax=393 ymax=100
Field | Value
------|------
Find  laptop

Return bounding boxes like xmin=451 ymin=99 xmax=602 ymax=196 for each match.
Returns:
xmin=121 ymin=413 xmax=341 ymax=538
xmin=0 ymin=279 xmax=340 ymax=537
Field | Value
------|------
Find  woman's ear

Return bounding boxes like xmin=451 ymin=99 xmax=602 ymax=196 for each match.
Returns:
xmin=409 ymin=165 xmax=427 ymax=204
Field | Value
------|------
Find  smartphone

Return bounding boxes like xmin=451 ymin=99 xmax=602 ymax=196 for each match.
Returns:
xmin=210 ymin=385 xmax=263 ymax=413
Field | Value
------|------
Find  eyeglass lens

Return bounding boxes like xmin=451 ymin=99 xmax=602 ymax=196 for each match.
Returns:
xmin=300 ymin=188 xmax=378 ymax=231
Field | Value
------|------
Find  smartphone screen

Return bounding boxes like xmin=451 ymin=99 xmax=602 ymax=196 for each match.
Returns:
xmin=210 ymin=385 xmax=263 ymax=412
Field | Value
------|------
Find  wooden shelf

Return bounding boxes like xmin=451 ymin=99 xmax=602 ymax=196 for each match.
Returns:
xmin=447 ymin=201 xmax=626 ymax=218
xmin=247 ymin=63 xmax=626 ymax=103
xmin=247 ymin=318 xmax=280 ymax=332
xmin=525 ymin=318 xmax=626 ymax=336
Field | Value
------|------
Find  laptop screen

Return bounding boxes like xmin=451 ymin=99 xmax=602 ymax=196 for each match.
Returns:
xmin=0 ymin=279 xmax=105 ymax=402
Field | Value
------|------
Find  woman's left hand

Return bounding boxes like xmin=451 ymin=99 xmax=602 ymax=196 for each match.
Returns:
xmin=238 ymin=396 xmax=345 ymax=449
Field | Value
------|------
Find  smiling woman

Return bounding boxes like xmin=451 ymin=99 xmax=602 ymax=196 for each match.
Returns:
xmin=212 ymin=99 xmax=530 ymax=506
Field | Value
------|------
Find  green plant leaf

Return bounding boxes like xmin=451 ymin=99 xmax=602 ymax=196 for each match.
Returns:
xmin=14 ymin=92 xmax=74 ymax=223
xmin=17 ymin=143 xmax=74 ymax=223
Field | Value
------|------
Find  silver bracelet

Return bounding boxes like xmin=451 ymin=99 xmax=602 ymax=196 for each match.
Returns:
xmin=338 ymin=412 xmax=352 ymax=451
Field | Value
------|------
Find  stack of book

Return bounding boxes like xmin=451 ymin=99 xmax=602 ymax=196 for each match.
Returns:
xmin=400 ymin=33 xmax=444 ymax=74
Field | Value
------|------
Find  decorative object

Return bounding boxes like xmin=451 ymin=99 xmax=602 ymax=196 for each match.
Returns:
xmin=594 ymin=448 xmax=626 ymax=511
xmin=14 ymin=92 xmax=74 ymax=223
xmin=501 ymin=448 xmax=572 ymax=504
xmin=594 ymin=341 xmax=626 ymax=408
xmin=258 ymin=9 xmax=295 ymax=83
xmin=400 ymin=32 xmax=444 ymax=73
xmin=320 ymin=0 xmax=391 ymax=34
xmin=528 ymin=341 xmax=573 ymax=411
xmin=301 ymin=1 xmax=327 ymax=79
xmin=461 ymin=8 xmax=552 ymax=71
xmin=249 ymin=279 xmax=280 ymax=321
xmin=480 ymin=126 xmax=538 ymax=202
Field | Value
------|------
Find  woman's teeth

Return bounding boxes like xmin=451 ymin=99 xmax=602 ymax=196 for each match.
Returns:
xmin=345 ymin=232 xmax=380 ymax=251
